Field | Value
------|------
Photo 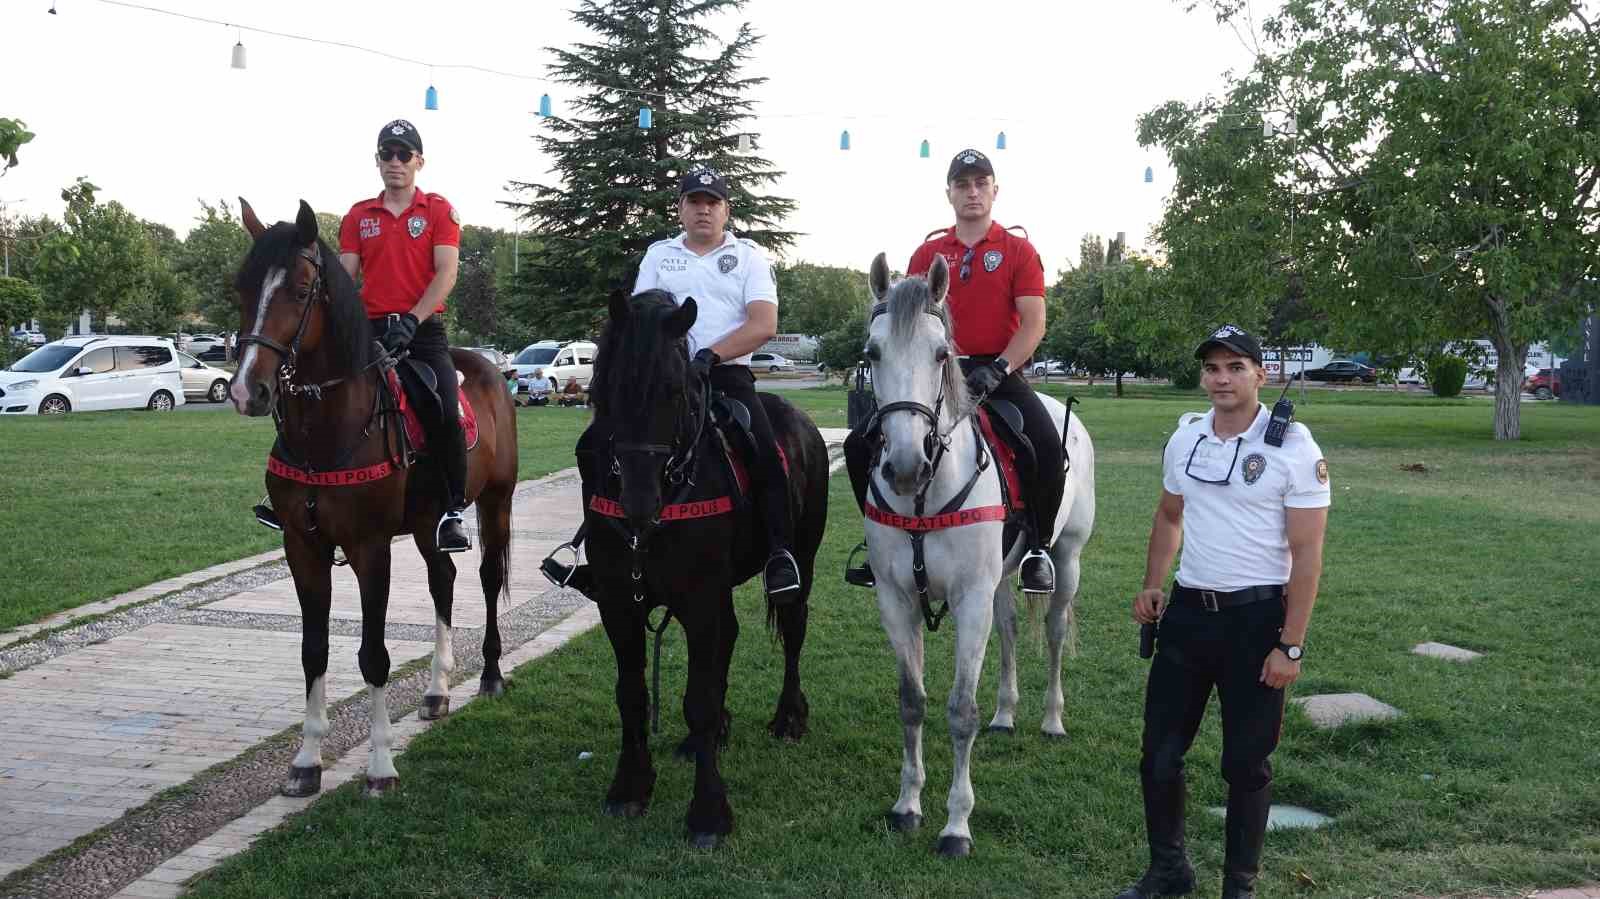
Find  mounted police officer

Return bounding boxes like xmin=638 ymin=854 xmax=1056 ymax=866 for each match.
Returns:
xmin=337 ymin=118 xmax=469 ymax=552
xmin=550 ymin=166 xmax=802 ymax=602
xmin=844 ymin=148 xmax=1063 ymax=594
xmin=1116 ymin=325 xmax=1330 ymax=899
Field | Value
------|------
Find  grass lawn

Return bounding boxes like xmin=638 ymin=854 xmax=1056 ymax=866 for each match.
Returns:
xmin=0 ymin=404 xmax=591 ymax=632
xmin=168 ymin=391 xmax=1600 ymax=898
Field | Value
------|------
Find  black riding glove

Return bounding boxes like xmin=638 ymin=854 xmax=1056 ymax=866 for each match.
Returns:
xmin=691 ymin=347 xmax=721 ymax=381
xmin=965 ymin=358 xmax=1009 ymax=398
xmin=380 ymin=313 xmax=420 ymax=356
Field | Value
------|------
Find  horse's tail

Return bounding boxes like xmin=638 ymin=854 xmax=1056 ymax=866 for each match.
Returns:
xmin=1024 ymin=588 xmax=1077 ymax=659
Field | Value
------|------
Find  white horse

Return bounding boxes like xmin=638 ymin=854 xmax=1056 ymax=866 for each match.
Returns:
xmin=862 ymin=252 xmax=1096 ymax=857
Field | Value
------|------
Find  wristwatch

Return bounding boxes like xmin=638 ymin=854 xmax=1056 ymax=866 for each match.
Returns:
xmin=993 ymin=357 xmax=1010 ymax=375
xmin=1276 ymin=641 xmax=1304 ymax=662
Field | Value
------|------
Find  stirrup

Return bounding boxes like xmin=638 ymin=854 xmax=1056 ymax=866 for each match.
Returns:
xmin=252 ymin=498 xmax=282 ymax=531
xmin=844 ymin=541 xmax=875 ymax=588
xmin=540 ymin=542 xmax=580 ymax=588
xmin=1020 ymin=548 xmax=1056 ymax=595
xmin=435 ymin=509 xmax=472 ymax=553
xmin=763 ymin=549 xmax=802 ymax=597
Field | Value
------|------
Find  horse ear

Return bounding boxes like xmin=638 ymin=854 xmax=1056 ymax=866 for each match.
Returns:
xmin=927 ymin=254 xmax=950 ymax=307
xmin=608 ymin=289 xmax=630 ymax=323
xmin=868 ymin=252 xmax=891 ymax=301
xmin=239 ymin=198 xmax=266 ymax=239
xmin=295 ymin=200 xmax=319 ymax=247
xmin=666 ymin=297 xmax=698 ymax=338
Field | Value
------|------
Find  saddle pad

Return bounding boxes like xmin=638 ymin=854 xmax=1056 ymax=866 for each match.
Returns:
xmin=385 ymin=368 xmax=480 ymax=453
xmin=975 ymin=406 xmax=1025 ymax=510
xmin=725 ymin=431 xmax=790 ymax=498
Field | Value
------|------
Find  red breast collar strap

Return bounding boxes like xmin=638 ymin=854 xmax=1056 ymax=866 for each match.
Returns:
xmin=267 ymin=454 xmax=398 ymax=487
xmin=589 ymin=495 xmax=734 ymax=522
xmin=865 ymin=502 xmax=1007 ymax=532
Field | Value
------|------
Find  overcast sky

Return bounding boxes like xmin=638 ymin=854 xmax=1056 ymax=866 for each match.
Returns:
xmin=2 ymin=0 xmax=1270 ymax=278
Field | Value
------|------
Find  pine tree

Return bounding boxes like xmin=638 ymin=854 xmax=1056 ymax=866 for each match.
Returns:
xmin=504 ymin=0 xmax=797 ymax=338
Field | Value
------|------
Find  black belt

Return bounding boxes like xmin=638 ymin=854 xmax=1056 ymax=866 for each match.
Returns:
xmin=1171 ymin=583 xmax=1284 ymax=612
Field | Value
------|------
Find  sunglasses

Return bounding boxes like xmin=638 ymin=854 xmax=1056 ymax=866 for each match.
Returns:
xmin=1183 ymin=433 xmax=1243 ymax=485
xmin=376 ymin=146 xmax=416 ymax=163
xmin=959 ymin=246 xmax=975 ymax=282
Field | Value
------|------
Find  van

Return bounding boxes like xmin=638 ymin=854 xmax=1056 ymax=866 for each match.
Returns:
xmin=0 ymin=335 xmax=187 ymax=415
xmin=533 ymin=340 xmax=597 ymax=393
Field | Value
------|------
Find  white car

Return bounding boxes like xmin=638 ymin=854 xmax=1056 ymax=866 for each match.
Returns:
xmin=749 ymin=352 xmax=792 ymax=373
xmin=10 ymin=330 xmax=47 ymax=347
xmin=185 ymin=334 xmax=225 ymax=357
xmin=1 ymin=335 xmax=186 ymax=414
xmin=1030 ymin=360 xmax=1068 ymax=377
xmin=176 ymin=351 xmax=233 ymax=403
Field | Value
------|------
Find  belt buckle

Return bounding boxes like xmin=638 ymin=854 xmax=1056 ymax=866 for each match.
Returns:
xmin=1200 ymin=590 xmax=1220 ymax=612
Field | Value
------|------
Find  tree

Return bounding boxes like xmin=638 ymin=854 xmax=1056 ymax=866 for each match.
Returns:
xmin=0 ymin=118 xmax=34 ymax=179
xmin=773 ymin=262 xmax=869 ymax=337
xmin=34 ymin=178 xmax=168 ymax=333
xmin=448 ymin=225 xmax=513 ymax=346
xmin=178 ymin=200 xmax=253 ymax=330
xmin=1043 ymin=246 xmax=1164 ymax=396
xmin=504 ymin=0 xmax=797 ymax=337
xmin=1144 ymin=0 xmax=1600 ymax=439
xmin=0 ymin=275 xmax=41 ymax=334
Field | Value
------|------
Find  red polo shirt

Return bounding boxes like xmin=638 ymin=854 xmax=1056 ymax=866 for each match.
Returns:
xmin=339 ymin=188 xmax=461 ymax=317
xmin=907 ymin=222 xmax=1044 ymax=356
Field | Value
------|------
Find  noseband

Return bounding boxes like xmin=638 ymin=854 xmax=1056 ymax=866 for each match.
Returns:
xmin=235 ymin=245 xmax=337 ymax=398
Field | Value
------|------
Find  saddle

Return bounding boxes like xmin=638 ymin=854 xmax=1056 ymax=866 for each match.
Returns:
xmin=385 ymin=358 xmax=480 ymax=454
xmin=712 ymin=394 xmax=789 ymax=499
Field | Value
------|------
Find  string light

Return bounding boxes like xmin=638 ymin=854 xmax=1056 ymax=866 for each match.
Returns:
xmin=839 ymin=130 xmax=850 ymax=151
xmin=996 ymin=131 xmax=1007 ymax=150
xmin=230 ymin=29 xmax=246 ymax=70
xmin=638 ymin=107 xmax=652 ymax=129
xmin=537 ymin=93 xmax=552 ymax=117
xmin=425 ymin=84 xmax=439 ymax=111
xmin=1144 ymin=166 xmax=1154 ymax=183
xmin=919 ymin=139 xmax=930 ymax=159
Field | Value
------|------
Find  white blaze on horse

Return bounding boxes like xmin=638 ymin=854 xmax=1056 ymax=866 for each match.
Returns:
xmin=861 ymin=252 xmax=1096 ymax=857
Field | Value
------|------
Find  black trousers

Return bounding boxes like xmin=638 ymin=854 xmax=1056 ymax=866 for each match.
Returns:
xmin=1140 ymin=590 xmax=1287 ymax=796
xmin=574 ymin=365 xmax=791 ymax=551
xmin=373 ymin=317 xmax=466 ymax=508
xmin=843 ymin=365 xmax=1065 ymax=548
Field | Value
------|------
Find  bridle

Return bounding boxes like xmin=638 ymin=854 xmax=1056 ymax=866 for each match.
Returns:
xmin=861 ymin=299 xmax=982 ymax=478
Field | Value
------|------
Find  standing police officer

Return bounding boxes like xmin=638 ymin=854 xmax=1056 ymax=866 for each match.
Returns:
xmin=843 ymin=148 xmax=1063 ymax=593
xmin=1117 ymin=325 xmax=1330 ymax=899
xmin=337 ymin=119 xmax=469 ymax=552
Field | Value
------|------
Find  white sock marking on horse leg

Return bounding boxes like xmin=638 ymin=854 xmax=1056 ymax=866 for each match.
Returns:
xmin=367 ymin=683 xmax=398 ymax=781
xmin=988 ymin=582 xmax=1019 ymax=731
xmin=427 ymin=616 xmax=454 ymax=697
xmin=1041 ymin=543 xmax=1082 ymax=736
xmin=942 ymin=592 xmax=993 ymax=841
xmin=291 ymin=675 xmax=328 ymax=769
xmin=230 ymin=267 xmax=284 ymax=407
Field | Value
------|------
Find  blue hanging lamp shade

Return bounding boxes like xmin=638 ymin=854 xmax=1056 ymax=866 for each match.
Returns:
xmin=424 ymin=84 xmax=439 ymax=111
xmin=538 ymin=93 xmax=552 ymax=117
xmin=919 ymin=139 xmax=930 ymax=159
xmin=839 ymin=129 xmax=851 ymax=151
xmin=1144 ymin=166 xmax=1154 ymax=183
xmin=638 ymin=107 xmax=652 ymax=129
xmin=996 ymin=131 xmax=1007 ymax=150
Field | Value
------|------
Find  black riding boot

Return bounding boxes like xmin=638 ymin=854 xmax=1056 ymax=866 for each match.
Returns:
xmin=434 ymin=428 xmax=471 ymax=553
xmin=1020 ymin=514 xmax=1056 ymax=595
xmin=1114 ymin=773 xmax=1196 ymax=899
xmin=541 ymin=441 xmax=599 ymax=596
xmin=1221 ymin=784 xmax=1271 ymax=898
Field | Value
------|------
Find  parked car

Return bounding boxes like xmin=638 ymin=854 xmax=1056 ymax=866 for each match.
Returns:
xmin=176 ymin=351 xmax=233 ymax=403
xmin=196 ymin=343 xmax=231 ymax=363
xmin=1526 ymin=368 xmax=1561 ymax=399
xmin=1395 ymin=366 xmax=1424 ymax=385
xmin=1030 ymin=359 xmax=1068 ymax=378
xmin=10 ymin=329 xmax=47 ymax=347
xmin=749 ymin=351 xmax=793 ymax=373
xmin=1290 ymin=360 xmax=1377 ymax=383
xmin=0 ymin=335 xmax=186 ymax=414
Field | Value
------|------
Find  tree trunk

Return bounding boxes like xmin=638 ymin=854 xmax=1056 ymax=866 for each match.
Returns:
xmin=1115 ymin=372 xmax=1124 ymax=397
xmin=1486 ymin=295 xmax=1526 ymax=440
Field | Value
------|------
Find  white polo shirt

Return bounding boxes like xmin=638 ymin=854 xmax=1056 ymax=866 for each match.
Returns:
xmin=633 ymin=231 xmax=778 ymax=366
xmin=1161 ymin=404 xmax=1331 ymax=591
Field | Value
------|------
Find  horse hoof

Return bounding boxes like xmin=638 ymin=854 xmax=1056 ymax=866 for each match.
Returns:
xmin=886 ymin=811 xmax=922 ymax=833
xmin=1041 ymin=730 xmax=1068 ymax=741
xmin=419 ymin=695 xmax=451 ymax=720
xmin=603 ymin=800 xmax=648 ymax=818
xmin=689 ymin=831 xmax=722 ymax=850
xmin=936 ymin=835 xmax=974 ymax=858
xmin=281 ymin=765 xmax=321 ymax=797
xmin=364 ymin=776 xmax=398 ymax=798
xmin=985 ymin=724 xmax=1015 ymax=735
xmin=478 ymin=677 xmax=506 ymax=698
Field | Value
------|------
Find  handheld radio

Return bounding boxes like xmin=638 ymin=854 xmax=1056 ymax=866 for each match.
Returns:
xmin=1264 ymin=355 xmax=1302 ymax=447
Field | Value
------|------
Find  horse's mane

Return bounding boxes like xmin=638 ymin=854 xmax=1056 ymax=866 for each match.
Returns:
xmin=590 ymin=289 xmax=689 ymax=420
xmin=234 ymin=222 xmax=372 ymax=373
xmin=883 ymin=274 xmax=969 ymax=419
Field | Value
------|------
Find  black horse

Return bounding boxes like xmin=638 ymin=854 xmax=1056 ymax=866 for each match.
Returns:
xmin=584 ymin=289 xmax=827 ymax=848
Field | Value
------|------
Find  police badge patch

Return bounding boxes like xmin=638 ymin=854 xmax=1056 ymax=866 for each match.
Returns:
xmin=983 ymin=250 xmax=1003 ymax=272
xmin=718 ymin=254 xmax=737 ymax=274
xmin=1242 ymin=453 xmax=1266 ymax=485
xmin=1315 ymin=459 xmax=1329 ymax=484
xmin=407 ymin=215 xmax=426 ymax=239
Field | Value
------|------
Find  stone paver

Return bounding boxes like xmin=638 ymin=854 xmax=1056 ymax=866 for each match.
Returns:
xmin=1292 ymin=692 xmax=1403 ymax=729
xmin=1413 ymin=641 xmax=1483 ymax=662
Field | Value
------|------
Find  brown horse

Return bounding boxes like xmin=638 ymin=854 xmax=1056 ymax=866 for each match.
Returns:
xmin=229 ymin=199 xmax=518 ymax=797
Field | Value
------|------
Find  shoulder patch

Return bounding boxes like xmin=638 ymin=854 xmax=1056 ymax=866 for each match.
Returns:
xmin=449 ymin=207 xmax=461 ymax=225
xmin=1314 ymin=458 xmax=1329 ymax=484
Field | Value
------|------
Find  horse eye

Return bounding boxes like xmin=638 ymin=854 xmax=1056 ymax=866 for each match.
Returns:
xmin=936 ymin=346 xmax=949 ymax=362
xmin=864 ymin=344 xmax=880 ymax=362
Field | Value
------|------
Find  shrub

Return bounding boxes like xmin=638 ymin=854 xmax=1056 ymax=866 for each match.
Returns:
xmin=1428 ymin=354 xmax=1468 ymax=397
xmin=1166 ymin=361 xmax=1201 ymax=390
